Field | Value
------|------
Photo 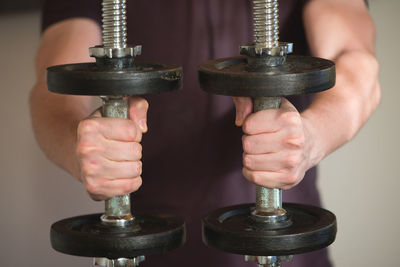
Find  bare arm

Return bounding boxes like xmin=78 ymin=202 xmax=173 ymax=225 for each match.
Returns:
xmin=30 ymin=18 xmax=101 ymax=177
xmin=234 ymin=0 xmax=381 ymax=188
xmin=302 ymin=0 xmax=381 ymax=166
xmin=30 ymin=18 xmax=147 ymax=200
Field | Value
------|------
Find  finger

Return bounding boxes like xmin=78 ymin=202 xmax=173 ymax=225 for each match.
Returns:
xmin=100 ymin=160 xmax=143 ymax=179
xmin=84 ymin=117 xmax=142 ymax=142
xmin=129 ymin=97 xmax=149 ymax=133
xmin=82 ymin=158 xmax=142 ymax=179
xmin=242 ymin=168 xmax=300 ymax=189
xmin=242 ymin=98 xmax=299 ymax=135
xmin=90 ymin=107 xmax=102 ymax=118
xmin=242 ymin=109 xmax=281 ymax=135
xmin=87 ymin=177 xmax=142 ymax=201
xmin=243 ymin=151 xmax=302 ymax=172
xmin=103 ymin=140 xmax=142 ymax=162
xmin=242 ymin=132 xmax=288 ymax=154
xmin=280 ymin=97 xmax=298 ymax=112
xmin=242 ymin=167 xmax=286 ymax=188
xmin=233 ymin=97 xmax=253 ymax=126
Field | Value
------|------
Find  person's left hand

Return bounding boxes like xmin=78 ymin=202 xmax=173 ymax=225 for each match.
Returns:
xmin=233 ymin=97 xmax=314 ymax=190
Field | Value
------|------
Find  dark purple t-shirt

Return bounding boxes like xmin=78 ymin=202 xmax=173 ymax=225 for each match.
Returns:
xmin=42 ymin=1 xmax=331 ymax=266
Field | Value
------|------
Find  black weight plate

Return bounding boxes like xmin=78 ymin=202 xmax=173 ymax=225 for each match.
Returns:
xmin=202 ymin=203 xmax=336 ymax=256
xmin=51 ymin=213 xmax=186 ymax=258
xmin=198 ymin=55 xmax=335 ymax=97
xmin=47 ymin=62 xmax=182 ymax=96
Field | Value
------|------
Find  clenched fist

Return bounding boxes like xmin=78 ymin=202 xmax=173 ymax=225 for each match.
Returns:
xmin=75 ymin=97 xmax=148 ymax=200
xmin=234 ymin=97 xmax=314 ymax=190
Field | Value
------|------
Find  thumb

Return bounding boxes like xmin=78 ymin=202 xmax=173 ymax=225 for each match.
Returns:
xmin=89 ymin=106 xmax=102 ymax=118
xmin=129 ymin=96 xmax=149 ymax=133
xmin=280 ymin=97 xmax=298 ymax=112
xmin=232 ymin=97 xmax=253 ymax=126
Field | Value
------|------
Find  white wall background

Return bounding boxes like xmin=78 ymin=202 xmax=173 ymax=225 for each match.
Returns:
xmin=318 ymin=1 xmax=400 ymax=266
xmin=0 ymin=12 xmax=102 ymax=267
xmin=0 ymin=1 xmax=398 ymax=266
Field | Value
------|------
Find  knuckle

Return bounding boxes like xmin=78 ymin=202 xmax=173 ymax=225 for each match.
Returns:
xmin=141 ymin=99 xmax=149 ymax=110
xmin=121 ymin=181 xmax=133 ymax=194
xmin=78 ymin=119 xmax=99 ymax=135
xmin=281 ymin=183 xmax=294 ymax=190
xmin=285 ymin=153 xmax=302 ymax=168
xmin=80 ymin=161 xmax=99 ymax=178
xmin=89 ymin=194 xmax=104 ymax=201
xmin=251 ymin=173 xmax=263 ymax=185
xmin=130 ymin=97 xmax=149 ymax=112
xmin=281 ymin=172 xmax=298 ymax=185
xmin=242 ymin=168 xmax=250 ymax=180
xmin=122 ymin=178 xmax=142 ymax=194
xmin=128 ymin=124 xmax=140 ymax=141
xmin=242 ymin=136 xmax=252 ymax=153
xmin=76 ymin=142 xmax=100 ymax=157
xmin=85 ymin=179 xmax=101 ymax=195
xmin=287 ymin=135 xmax=305 ymax=148
xmin=280 ymin=111 xmax=300 ymax=126
xmin=246 ymin=170 xmax=260 ymax=184
xmin=242 ymin=119 xmax=253 ymax=134
xmin=132 ymin=177 xmax=143 ymax=192
xmin=243 ymin=154 xmax=253 ymax=169
xmin=286 ymin=175 xmax=298 ymax=185
xmin=76 ymin=142 xmax=87 ymax=157
xmin=132 ymin=161 xmax=142 ymax=176
xmin=133 ymin=143 xmax=142 ymax=159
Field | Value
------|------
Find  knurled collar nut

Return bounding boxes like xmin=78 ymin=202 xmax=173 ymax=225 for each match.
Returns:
xmin=240 ymin=42 xmax=293 ymax=58
xmin=89 ymin=45 xmax=142 ymax=59
xmin=94 ymin=256 xmax=145 ymax=267
xmin=244 ymin=255 xmax=293 ymax=266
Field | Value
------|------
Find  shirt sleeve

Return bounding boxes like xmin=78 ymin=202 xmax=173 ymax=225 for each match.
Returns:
xmin=41 ymin=0 xmax=101 ymax=33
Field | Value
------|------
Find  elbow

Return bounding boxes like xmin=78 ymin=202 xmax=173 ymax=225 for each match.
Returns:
xmin=354 ymin=51 xmax=381 ymax=137
xmin=370 ymin=58 xmax=381 ymax=115
xmin=359 ymin=53 xmax=382 ymax=139
xmin=29 ymin=82 xmax=43 ymax=123
xmin=361 ymin=51 xmax=381 ymax=118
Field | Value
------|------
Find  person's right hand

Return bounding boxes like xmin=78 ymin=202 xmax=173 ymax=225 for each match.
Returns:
xmin=75 ymin=97 xmax=148 ymax=201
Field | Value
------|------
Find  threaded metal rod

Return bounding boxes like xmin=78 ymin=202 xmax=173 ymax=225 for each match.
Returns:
xmin=102 ymin=0 xmax=127 ymax=48
xmin=253 ymin=0 xmax=279 ymax=48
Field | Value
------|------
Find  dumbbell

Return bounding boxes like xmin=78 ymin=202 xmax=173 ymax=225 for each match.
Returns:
xmin=198 ymin=0 xmax=337 ymax=266
xmin=47 ymin=0 xmax=185 ymax=266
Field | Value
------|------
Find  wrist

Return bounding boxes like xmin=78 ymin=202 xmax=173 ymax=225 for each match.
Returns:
xmin=301 ymin=112 xmax=326 ymax=170
xmin=66 ymin=118 xmax=82 ymax=181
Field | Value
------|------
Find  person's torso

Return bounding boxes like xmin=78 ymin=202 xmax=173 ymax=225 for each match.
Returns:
xmin=127 ymin=0 xmax=317 ymax=212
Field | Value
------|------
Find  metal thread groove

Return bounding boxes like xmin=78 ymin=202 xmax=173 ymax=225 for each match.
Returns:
xmin=253 ymin=0 xmax=279 ymax=48
xmin=102 ymin=0 xmax=127 ymax=48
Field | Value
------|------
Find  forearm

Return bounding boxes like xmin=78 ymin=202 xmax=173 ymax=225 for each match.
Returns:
xmin=302 ymin=50 xmax=380 ymax=167
xmin=29 ymin=81 xmax=95 ymax=178
xmin=29 ymin=18 xmax=101 ymax=178
xmin=300 ymin=0 xmax=381 ymax=168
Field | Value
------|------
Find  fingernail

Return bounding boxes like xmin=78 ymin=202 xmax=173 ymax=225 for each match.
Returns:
xmin=235 ymin=119 xmax=243 ymax=127
xmin=235 ymin=112 xmax=243 ymax=126
xmin=136 ymin=100 xmax=144 ymax=109
xmin=139 ymin=119 xmax=148 ymax=133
